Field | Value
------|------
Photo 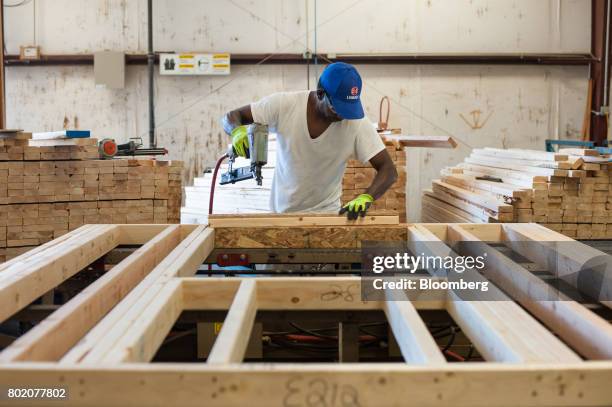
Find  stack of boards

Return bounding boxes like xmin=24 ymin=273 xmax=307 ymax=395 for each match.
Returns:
xmin=422 ymin=147 xmax=612 ymax=239
xmin=0 ymin=131 xmax=182 ymax=261
xmin=0 ymin=131 xmax=99 ymax=160
xmin=343 ymin=140 xmax=407 ymax=221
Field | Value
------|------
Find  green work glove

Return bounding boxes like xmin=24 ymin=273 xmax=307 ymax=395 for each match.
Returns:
xmin=339 ymin=193 xmax=374 ymax=220
xmin=231 ymin=125 xmax=249 ymax=158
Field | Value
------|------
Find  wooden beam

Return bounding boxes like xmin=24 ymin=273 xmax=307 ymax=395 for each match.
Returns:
xmin=502 ymin=223 xmax=612 ymax=309
xmin=182 ymin=277 xmax=445 ymax=311
xmin=444 ymin=223 xmax=504 ymax=242
xmin=480 ymin=147 xmax=567 ymax=162
xmin=381 ymin=135 xmax=457 ymax=149
xmin=458 ymin=163 xmax=542 ymax=188
xmin=431 ymin=181 xmax=514 ymax=213
xmin=117 ymin=224 xmax=177 ymax=245
xmin=0 ymin=225 xmax=121 ymax=323
xmin=64 ymin=226 xmax=213 ymax=364
xmin=441 ymin=173 xmax=531 ymax=199
xmin=472 ymin=148 xmax=567 ymax=163
xmin=0 ymin=225 xmax=100 ymax=273
xmin=102 ymin=279 xmax=183 ymax=363
xmin=0 ymin=225 xmax=182 ymax=362
xmin=183 ymin=277 xmax=379 ymax=311
xmin=464 ymin=156 xmax=567 ymax=177
xmin=383 ymin=290 xmax=447 ymax=365
xmin=469 ymin=151 xmax=572 ymax=170
xmin=408 ymin=225 xmax=580 ymax=363
xmin=425 ymin=188 xmax=512 ymax=222
xmin=447 ymin=224 xmax=612 ymax=360
xmin=447 ymin=295 xmax=580 ymax=363
xmin=0 ymin=363 xmax=611 ymax=406
xmin=207 ymin=280 xmax=258 ymax=364
xmin=422 ymin=195 xmax=480 ymax=223
xmin=558 ymin=148 xmax=601 ymax=157
xmin=208 ymin=214 xmax=400 ymax=228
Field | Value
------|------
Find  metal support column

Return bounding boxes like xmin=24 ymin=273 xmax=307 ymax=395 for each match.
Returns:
xmin=590 ymin=0 xmax=612 ymax=145
xmin=0 ymin=0 xmax=6 ymax=129
xmin=147 ymin=0 xmax=156 ymax=148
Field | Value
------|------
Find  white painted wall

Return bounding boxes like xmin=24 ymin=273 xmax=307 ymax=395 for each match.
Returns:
xmin=5 ymin=0 xmax=590 ymax=53
xmin=4 ymin=0 xmax=592 ymax=220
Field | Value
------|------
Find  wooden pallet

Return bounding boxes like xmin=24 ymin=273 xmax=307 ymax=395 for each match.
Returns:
xmin=0 ymin=218 xmax=611 ymax=406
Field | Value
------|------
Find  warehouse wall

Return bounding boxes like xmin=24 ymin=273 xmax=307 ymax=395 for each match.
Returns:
xmin=4 ymin=0 xmax=591 ymax=220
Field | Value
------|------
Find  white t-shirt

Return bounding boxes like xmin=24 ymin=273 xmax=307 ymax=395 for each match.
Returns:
xmin=251 ymin=91 xmax=385 ymax=213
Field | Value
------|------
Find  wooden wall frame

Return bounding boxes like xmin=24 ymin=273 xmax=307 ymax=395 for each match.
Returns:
xmin=0 ymin=217 xmax=611 ymax=406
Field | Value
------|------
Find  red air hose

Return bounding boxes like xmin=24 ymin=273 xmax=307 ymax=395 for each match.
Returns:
xmin=207 ymin=153 xmax=228 ymax=273
xmin=209 ymin=153 xmax=229 ymax=215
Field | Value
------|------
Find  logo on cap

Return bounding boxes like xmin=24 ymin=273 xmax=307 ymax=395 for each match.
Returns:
xmin=351 ymin=86 xmax=359 ymax=96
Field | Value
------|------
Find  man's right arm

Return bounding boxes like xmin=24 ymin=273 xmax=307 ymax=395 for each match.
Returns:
xmin=222 ymin=105 xmax=255 ymax=135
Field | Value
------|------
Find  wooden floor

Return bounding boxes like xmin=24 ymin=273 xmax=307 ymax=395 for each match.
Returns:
xmin=0 ymin=216 xmax=611 ymax=406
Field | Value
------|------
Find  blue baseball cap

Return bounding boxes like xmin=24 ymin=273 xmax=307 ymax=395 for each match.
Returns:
xmin=319 ymin=62 xmax=364 ymax=120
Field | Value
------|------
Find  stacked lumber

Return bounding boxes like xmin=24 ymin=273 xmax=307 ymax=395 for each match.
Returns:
xmin=342 ymin=142 xmax=407 ymax=221
xmin=0 ymin=159 xmax=182 ymax=203
xmin=0 ymin=200 xmax=169 ymax=259
xmin=0 ymin=132 xmax=98 ymax=160
xmin=421 ymin=147 xmax=612 ymax=239
xmin=0 ymin=131 xmax=182 ymax=261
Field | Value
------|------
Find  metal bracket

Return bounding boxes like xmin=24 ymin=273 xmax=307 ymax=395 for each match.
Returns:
xmin=592 ymin=106 xmax=610 ymax=116
xmin=216 ymin=253 xmax=249 ymax=267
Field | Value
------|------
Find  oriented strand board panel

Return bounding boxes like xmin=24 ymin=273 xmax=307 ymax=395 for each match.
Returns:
xmin=213 ymin=225 xmax=409 ymax=249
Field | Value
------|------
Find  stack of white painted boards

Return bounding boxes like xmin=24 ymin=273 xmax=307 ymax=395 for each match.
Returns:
xmin=180 ymin=136 xmax=277 ymax=224
xmin=0 ymin=131 xmax=182 ymax=261
xmin=421 ymin=147 xmax=612 ymax=239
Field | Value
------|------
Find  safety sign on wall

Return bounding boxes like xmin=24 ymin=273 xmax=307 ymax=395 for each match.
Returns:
xmin=159 ymin=53 xmax=231 ymax=75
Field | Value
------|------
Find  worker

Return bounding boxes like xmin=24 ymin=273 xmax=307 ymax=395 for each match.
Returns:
xmin=222 ymin=62 xmax=398 ymax=220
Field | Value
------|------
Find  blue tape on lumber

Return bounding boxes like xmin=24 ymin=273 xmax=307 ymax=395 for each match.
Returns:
xmin=65 ymin=130 xmax=91 ymax=138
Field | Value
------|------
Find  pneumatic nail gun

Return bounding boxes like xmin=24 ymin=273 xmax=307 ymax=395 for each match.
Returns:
xmin=220 ymin=124 xmax=269 ymax=186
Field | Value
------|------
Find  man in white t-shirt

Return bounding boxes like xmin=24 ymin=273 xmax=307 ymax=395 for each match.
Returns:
xmin=222 ymin=62 xmax=398 ymax=219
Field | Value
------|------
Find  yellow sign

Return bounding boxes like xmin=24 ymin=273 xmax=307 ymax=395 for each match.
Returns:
xmin=160 ymin=53 xmax=231 ymax=76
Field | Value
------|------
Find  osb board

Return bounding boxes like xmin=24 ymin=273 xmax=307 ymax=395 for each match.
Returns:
xmin=214 ymin=225 xmax=408 ymax=249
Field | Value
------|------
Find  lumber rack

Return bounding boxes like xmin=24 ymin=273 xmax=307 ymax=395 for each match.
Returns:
xmin=0 ymin=215 xmax=611 ymax=406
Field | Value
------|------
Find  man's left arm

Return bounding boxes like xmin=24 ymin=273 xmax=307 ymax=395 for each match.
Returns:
xmin=366 ymin=149 xmax=398 ymax=199
xmin=340 ymin=149 xmax=398 ymax=219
